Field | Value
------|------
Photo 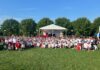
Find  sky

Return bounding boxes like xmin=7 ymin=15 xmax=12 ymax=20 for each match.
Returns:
xmin=0 ymin=0 xmax=100 ymax=23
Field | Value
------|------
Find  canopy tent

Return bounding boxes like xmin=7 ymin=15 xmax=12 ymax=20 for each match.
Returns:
xmin=40 ymin=24 xmax=66 ymax=30
xmin=39 ymin=24 xmax=66 ymax=37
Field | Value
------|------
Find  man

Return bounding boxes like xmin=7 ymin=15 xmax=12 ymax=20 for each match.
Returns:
xmin=15 ymin=40 xmax=21 ymax=50
xmin=12 ymin=37 xmax=17 ymax=50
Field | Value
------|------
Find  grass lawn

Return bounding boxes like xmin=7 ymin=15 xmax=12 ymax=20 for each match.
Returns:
xmin=0 ymin=48 xmax=100 ymax=70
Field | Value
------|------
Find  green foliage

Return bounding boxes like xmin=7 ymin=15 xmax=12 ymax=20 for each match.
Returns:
xmin=0 ymin=42 xmax=4 ymax=50
xmin=37 ymin=18 xmax=54 ymax=29
xmin=75 ymin=31 xmax=80 ymax=36
xmin=20 ymin=19 xmax=37 ymax=36
xmin=72 ymin=17 xmax=91 ymax=36
xmin=66 ymin=23 xmax=75 ymax=35
xmin=1 ymin=19 xmax=20 ymax=36
xmin=0 ymin=48 xmax=100 ymax=70
xmin=55 ymin=17 xmax=73 ymax=35
xmin=55 ymin=17 xmax=70 ymax=27
xmin=1 ymin=17 xmax=100 ymax=36
xmin=91 ymin=17 xmax=100 ymax=35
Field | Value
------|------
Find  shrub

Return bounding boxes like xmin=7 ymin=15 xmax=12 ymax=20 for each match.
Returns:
xmin=0 ymin=42 xmax=4 ymax=50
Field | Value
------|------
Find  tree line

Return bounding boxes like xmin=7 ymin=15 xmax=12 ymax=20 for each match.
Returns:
xmin=0 ymin=17 xmax=100 ymax=36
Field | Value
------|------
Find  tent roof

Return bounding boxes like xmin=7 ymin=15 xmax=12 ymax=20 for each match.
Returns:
xmin=40 ymin=24 xmax=66 ymax=30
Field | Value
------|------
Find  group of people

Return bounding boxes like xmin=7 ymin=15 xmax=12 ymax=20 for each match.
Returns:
xmin=0 ymin=35 xmax=99 ymax=51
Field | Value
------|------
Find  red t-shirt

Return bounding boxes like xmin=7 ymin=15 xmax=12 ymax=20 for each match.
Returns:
xmin=15 ymin=42 xmax=21 ymax=48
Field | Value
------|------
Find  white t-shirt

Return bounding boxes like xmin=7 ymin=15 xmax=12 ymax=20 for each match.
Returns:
xmin=8 ymin=38 xmax=13 ymax=42
xmin=12 ymin=38 xmax=17 ymax=43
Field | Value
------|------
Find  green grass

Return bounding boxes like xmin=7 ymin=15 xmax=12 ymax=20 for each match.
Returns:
xmin=0 ymin=48 xmax=100 ymax=70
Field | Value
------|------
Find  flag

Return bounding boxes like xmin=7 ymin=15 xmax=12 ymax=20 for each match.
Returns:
xmin=97 ymin=33 xmax=100 ymax=38
xmin=99 ymin=26 xmax=100 ymax=32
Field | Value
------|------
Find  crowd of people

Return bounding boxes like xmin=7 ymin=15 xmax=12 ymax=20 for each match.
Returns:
xmin=0 ymin=35 xmax=99 ymax=51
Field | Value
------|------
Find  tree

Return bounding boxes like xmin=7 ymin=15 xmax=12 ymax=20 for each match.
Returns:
xmin=55 ymin=17 xmax=73 ymax=35
xmin=91 ymin=17 xmax=100 ymax=36
xmin=1 ymin=19 xmax=20 ymax=36
xmin=20 ymin=19 xmax=37 ymax=36
xmin=72 ymin=17 xmax=91 ymax=36
xmin=55 ymin=17 xmax=70 ymax=28
xmin=66 ymin=22 xmax=75 ymax=35
xmin=37 ymin=18 xmax=54 ymax=29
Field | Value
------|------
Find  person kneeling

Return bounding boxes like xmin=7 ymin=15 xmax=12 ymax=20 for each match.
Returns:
xmin=15 ymin=41 xmax=21 ymax=50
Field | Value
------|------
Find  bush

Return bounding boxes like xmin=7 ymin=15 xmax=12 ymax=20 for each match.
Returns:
xmin=0 ymin=42 xmax=4 ymax=50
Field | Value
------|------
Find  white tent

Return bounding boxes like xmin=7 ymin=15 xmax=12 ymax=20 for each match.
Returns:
xmin=40 ymin=24 xmax=66 ymax=30
xmin=39 ymin=24 xmax=66 ymax=37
